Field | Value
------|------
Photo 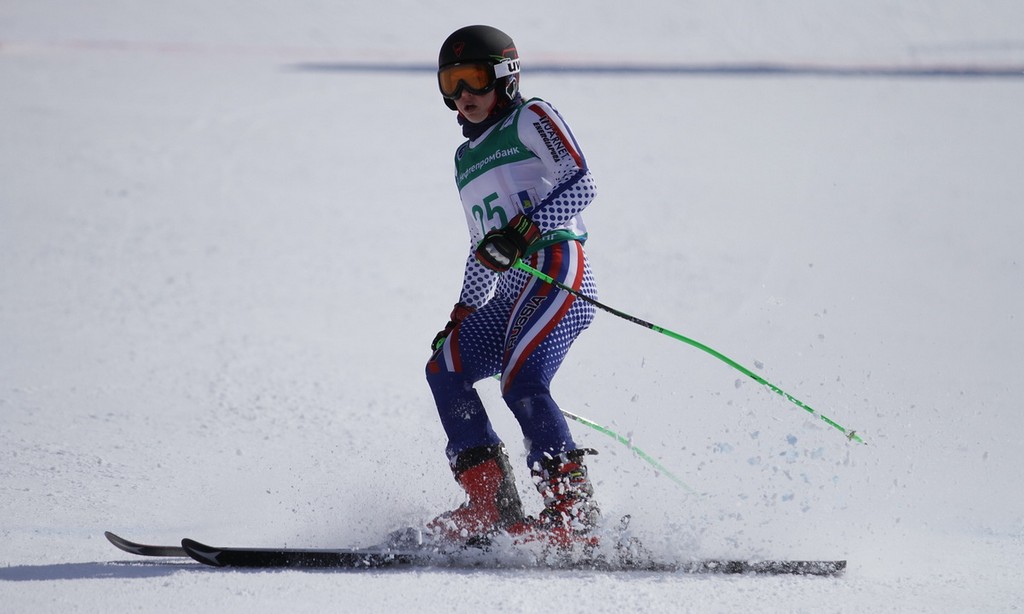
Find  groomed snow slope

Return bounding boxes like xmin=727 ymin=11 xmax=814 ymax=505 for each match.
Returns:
xmin=2 ymin=2 xmax=1023 ymax=612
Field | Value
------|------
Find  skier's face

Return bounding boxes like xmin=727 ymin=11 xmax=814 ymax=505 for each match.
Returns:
xmin=454 ymin=89 xmax=497 ymax=124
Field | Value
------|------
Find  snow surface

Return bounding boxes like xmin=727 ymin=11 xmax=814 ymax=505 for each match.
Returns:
xmin=2 ymin=1 xmax=1023 ymax=612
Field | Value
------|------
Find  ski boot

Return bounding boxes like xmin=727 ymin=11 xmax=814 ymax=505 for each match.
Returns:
xmin=426 ymin=444 xmax=525 ymax=544
xmin=509 ymin=448 xmax=602 ymax=550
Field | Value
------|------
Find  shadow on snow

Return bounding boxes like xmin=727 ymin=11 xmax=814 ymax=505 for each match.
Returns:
xmin=0 ymin=560 xmax=198 ymax=582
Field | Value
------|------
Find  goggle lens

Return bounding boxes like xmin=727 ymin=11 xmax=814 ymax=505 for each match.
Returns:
xmin=438 ymin=63 xmax=496 ymax=99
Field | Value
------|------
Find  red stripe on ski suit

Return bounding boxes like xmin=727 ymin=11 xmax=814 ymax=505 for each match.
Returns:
xmin=528 ymin=104 xmax=584 ymax=168
xmin=501 ymin=241 xmax=585 ymax=394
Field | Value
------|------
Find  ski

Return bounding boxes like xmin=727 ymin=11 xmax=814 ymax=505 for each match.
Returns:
xmin=106 ymin=531 xmax=846 ymax=576
xmin=105 ymin=531 xmax=187 ymax=557
xmin=681 ymin=559 xmax=847 ymax=575
xmin=181 ymin=538 xmax=430 ymax=569
xmin=179 ymin=538 xmax=845 ymax=576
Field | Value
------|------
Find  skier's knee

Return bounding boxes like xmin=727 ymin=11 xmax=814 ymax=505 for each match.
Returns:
xmin=501 ymin=378 xmax=551 ymax=407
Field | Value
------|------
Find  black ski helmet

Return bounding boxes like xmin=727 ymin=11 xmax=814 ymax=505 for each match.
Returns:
xmin=438 ymin=25 xmax=520 ymax=110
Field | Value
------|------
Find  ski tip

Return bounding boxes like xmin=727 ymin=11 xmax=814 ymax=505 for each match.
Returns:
xmin=105 ymin=531 xmax=189 ymax=557
xmin=104 ymin=531 xmax=149 ymax=555
xmin=181 ymin=538 xmax=227 ymax=567
xmin=104 ymin=531 xmax=131 ymax=550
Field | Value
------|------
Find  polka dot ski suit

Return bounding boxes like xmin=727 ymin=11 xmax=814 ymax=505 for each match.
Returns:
xmin=426 ymin=98 xmax=598 ymax=469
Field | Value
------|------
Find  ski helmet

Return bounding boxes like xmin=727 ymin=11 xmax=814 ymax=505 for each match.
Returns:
xmin=437 ymin=25 xmax=520 ymax=110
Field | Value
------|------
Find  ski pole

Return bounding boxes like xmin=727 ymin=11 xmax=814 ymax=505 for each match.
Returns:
xmin=490 ymin=372 xmax=695 ymax=491
xmin=513 ymin=259 xmax=866 ymax=445
xmin=560 ymin=408 xmax=697 ymax=494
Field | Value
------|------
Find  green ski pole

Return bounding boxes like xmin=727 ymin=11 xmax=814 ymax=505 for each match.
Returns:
xmin=513 ymin=259 xmax=865 ymax=445
xmin=560 ymin=408 xmax=697 ymax=494
xmin=490 ymin=373 xmax=695 ymax=492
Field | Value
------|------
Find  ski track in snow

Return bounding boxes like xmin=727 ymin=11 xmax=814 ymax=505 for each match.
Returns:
xmin=2 ymin=1 xmax=1023 ymax=612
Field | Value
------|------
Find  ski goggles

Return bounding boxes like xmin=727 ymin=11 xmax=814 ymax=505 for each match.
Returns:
xmin=437 ymin=59 xmax=520 ymax=99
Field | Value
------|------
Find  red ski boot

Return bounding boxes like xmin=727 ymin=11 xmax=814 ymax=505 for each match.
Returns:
xmin=509 ymin=448 xmax=602 ymax=550
xmin=427 ymin=444 xmax=525 ymax=544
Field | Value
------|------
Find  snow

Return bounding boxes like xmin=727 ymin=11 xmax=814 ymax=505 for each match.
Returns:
xmin=2 ymin=1 xmax=1023 ymax=611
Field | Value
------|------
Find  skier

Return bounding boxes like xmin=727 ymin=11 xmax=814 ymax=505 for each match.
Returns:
xmin=425 ymin=25 xmax=601 ymax=548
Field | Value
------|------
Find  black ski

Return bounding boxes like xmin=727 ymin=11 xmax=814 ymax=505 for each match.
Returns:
xmin=105 ymin=531 xmax=187 ymax=557
xmin=179 ymin=538 xmax=846 ymax=576
xmin=181 ymin=538 xmax=428 ymax=569
xmin=105 ymin=531 xmax=846 ymax=575
xmin=680 ymin=559 xmax=847 ymax=575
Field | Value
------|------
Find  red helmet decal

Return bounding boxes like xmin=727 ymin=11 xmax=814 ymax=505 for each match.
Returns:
xmin=453 ymin=42 xmax=465 ymax=58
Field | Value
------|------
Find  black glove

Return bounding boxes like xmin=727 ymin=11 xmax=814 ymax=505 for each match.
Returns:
xmin=474 ymin=214 xmax=541 ymax=272
xmin=432 ymin=303 xmax=476 ymax=352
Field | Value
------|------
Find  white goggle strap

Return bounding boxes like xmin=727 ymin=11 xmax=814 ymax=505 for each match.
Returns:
xmin=492 ymin=58 xmax=521 ymax=79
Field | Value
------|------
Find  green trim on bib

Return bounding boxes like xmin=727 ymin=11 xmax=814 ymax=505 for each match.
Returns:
xmin=525 ymin=231 xmax=588 ymax=256
xmin=454 ymin=102 xmax=540 ymax=190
